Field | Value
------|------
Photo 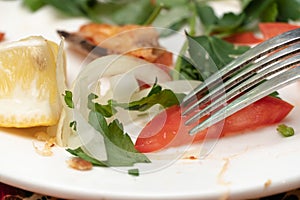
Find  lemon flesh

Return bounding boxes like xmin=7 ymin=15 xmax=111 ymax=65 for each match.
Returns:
xmin=0 ymin=36 xmax=62 ymax=127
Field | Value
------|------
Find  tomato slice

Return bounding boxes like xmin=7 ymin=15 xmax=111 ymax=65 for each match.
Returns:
xmin=154 ymin=51 xmax=173 ymax=67
xmin=223 ymin=23 xmax=300 ymax=45
xmin=0 ymin=32 xmax=4 ymax=42
xmin=134 ymin=96 xmax=293 ymax=153
xmin=259 ymin=22 xmax=300 ymax=40
xmin=224 ymin=32 xmax=263 ymax=45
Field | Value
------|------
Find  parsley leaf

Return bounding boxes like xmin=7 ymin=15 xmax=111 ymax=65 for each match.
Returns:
xmin=177 ymin=34 xmax=250 ymax=81
xmin=23 ymin=0 xmax=300 ymax=37
xmin=152 ymin=4 xmax=191 ymax=36
xmin=63 ymin=90 xmax=74 ymax=109
xmin=87 ymin=94 xmax=116 ymax=118
xmin=87 ymin=110 xmax=151 ymax=166
xmin=93 ymin=0 xmax=156 ymax=25
xmin=67 ymin=147 xmax=107 ymax=166
xmin=128 ymin=168 xmax=139 ymax=176
xmin=243 ymin=0 xmax=276 ymax=25
xmin=87 ymin=82 xmax=185 ymax=114
xmin=277 ymin=124 xmax=295 ymax=137
xmin=114 ymin=83 xmax=185 ymax=111
xmin=196 ymin=3 xmax=245 ymax=36
xmin=23 ymin=0 xmax=156 ymax=24
xmin=23 ymin=0 xmax=46 ymax=11
xmin=276 ymin=0 xmax=300 ymax=21
xmin=65 ymin=82 xmax=183 ymax=168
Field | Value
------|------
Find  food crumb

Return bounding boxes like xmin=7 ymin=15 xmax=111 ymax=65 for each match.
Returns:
xmin=33 ymin=142 xmax=53 ymax=156
xmin=33 ymin=131 xmax=56 ymax=156
xmin=183 ymin=155 xmax=198 ymax=160
xmin=67 ymin=157 xmax=93 ymax=171
xmin=264 ymin=179 xmax=272 ymax=188
xmin=188 ymin=156 xmax=198 ymax=160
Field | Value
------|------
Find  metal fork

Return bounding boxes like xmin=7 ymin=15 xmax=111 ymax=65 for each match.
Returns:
xmin=182 ymin=28 xmax=300 ymax=135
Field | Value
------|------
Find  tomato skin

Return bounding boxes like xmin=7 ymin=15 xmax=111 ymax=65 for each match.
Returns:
xmin=259 ymin=22 xmax=300 ymax=40
xmin=224 ymin=23 xmax=300 ymax=45
xmin=154 ymin=51 xmax=173 ymax=67
xmin=224 ymin=32 xmax=263 ymax=45
xmin=220 ymin=96 xmax=294 ymax=136
xmin=134 ymin=96 xmax=294 ymax=153
xmin=134 ymin=105 xmax=203 ymax=153
xmin=0 ymin=32 xmax=4 ymax=42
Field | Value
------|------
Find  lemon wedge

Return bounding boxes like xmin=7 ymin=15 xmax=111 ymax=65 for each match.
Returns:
xmin=0 ymin=36 xmax=63 ymax=128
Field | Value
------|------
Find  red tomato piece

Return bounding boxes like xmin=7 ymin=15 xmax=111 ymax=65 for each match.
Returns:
xmin=154 ymin=50 xmax=173 ymax=67
xmin=136 ymin=79 xmax=152 ymax=90
xmin=0 ymin=32 xmax=4 ymax=42
xmin=135 ymin=96 xmax=293 ymax=153
xmin=224 ymin=32 xmax=264 ymax=45
xmin=259 ymin=22 xmax=300 ymax=40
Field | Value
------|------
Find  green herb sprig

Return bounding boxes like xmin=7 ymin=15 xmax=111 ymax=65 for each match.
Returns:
xmin=277 ymin=124 xmax=295 ymax=137
xmin=23 ymin=0 xmax=300 ymax=36
xmin=65 ymin=83 xmax=184 ymax=175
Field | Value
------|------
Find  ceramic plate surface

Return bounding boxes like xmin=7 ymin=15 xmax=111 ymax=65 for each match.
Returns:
xmin=1 ymin=1 xmax=300 ymax=199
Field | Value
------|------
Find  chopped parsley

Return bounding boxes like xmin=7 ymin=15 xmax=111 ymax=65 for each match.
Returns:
xmin=65 ymin=83 xmax=184 ymax=174
xmin=128 ymin=168 xmax=139 ymax=176
xmin=63 ymin=90 xmax=74 ymax=109
xmin=277 ymin=124 xmax=295 ymax=137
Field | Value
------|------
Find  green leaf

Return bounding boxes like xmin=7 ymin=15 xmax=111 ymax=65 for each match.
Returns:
xmin=195 ymin=3 xmax=219 ymax=35
xmin=243 ymin=0 xmax=276 ymax=25
xmin=88 ymin=109 xmax=109 ymax=134
xmin=197 ymin=36 xmax=248 ymax=67
xmin=268 ymin=91 xmax=280 ymax=99
xmin=260 ymin=2 xmax=278 ymax=22
xmin=67 ymin=81 xmax=183 ymax=167
xmin=69 ymin=121 xmax=77 ymax=131
xmin=213 ymin=12 xmax=245 ymax=33
xmin=43 ymin=0 xmax=98 ymax=19
xmin=147 ymin=81 xmax=162 ymax=97
xmin=64 ymin=90 xmax=74 ymax=109
xmin=94 ymin=0 xmax=156 ymax=25
xmin=185 ymin=34 xmax=250 ymax=80
xmin=276 ymin=0 xmax=300 ymax=21
xmin=143 ymin=3 xmax=164 ymax=25
xmin=152 ymin=5 xmax=190 ymax=33
xmin=196 ymin=3 xmax=245 ymax=36
xmin=128 ymin=168 xmax=139 ymax=176
xmin=186 ymin=35 xmax=218 ymax=81
xmin=23 ymin=0 xmax=156 ymax=24
xmin=158 ymin=18 xmax=188 ymax=37
xmin=23 ymin=0 xmax=46 ymax=11
xmin=177 ymin=56 xmax=203 ymax=81
xmin=87 ymin=82 xmax=183 ymax=116
xmin=115 ymin=84 xmax=184 ymax=111
xmin=104 ymin=119 xmax=151 ymax=166
xmin=195 ymin=3 xmax=218 ymax=28
xmin=155 ymin=0 xmax=188 ymax=8
xmin=87 ymin=93 xmax=116 ymax=118
xmin=66 ymin=147 xmax=107 ymax=166
xmin=152 ymin=0 xmax=192 ymax=35
xmin=277 ymin=124 xmax=295 ymax=137
xmin=86 ymin=110 xmax=150 ymax=166
xmin=240 ymin=0 xmax=253 ymax=9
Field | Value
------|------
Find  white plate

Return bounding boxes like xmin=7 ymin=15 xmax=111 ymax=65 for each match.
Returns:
xmin=1 ymin=1 xmax=300 ymax=200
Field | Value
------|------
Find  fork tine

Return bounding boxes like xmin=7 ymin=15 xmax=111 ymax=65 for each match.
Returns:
xmin=182 ymin=28 xmax=300 ymax=107
xmin=189 ymin=64 xmax=300 ymax=135
xmin=186 ymin=53 xmax=300 ymax=126
xmin=183 ymin=42 xmax=300 ymax=116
